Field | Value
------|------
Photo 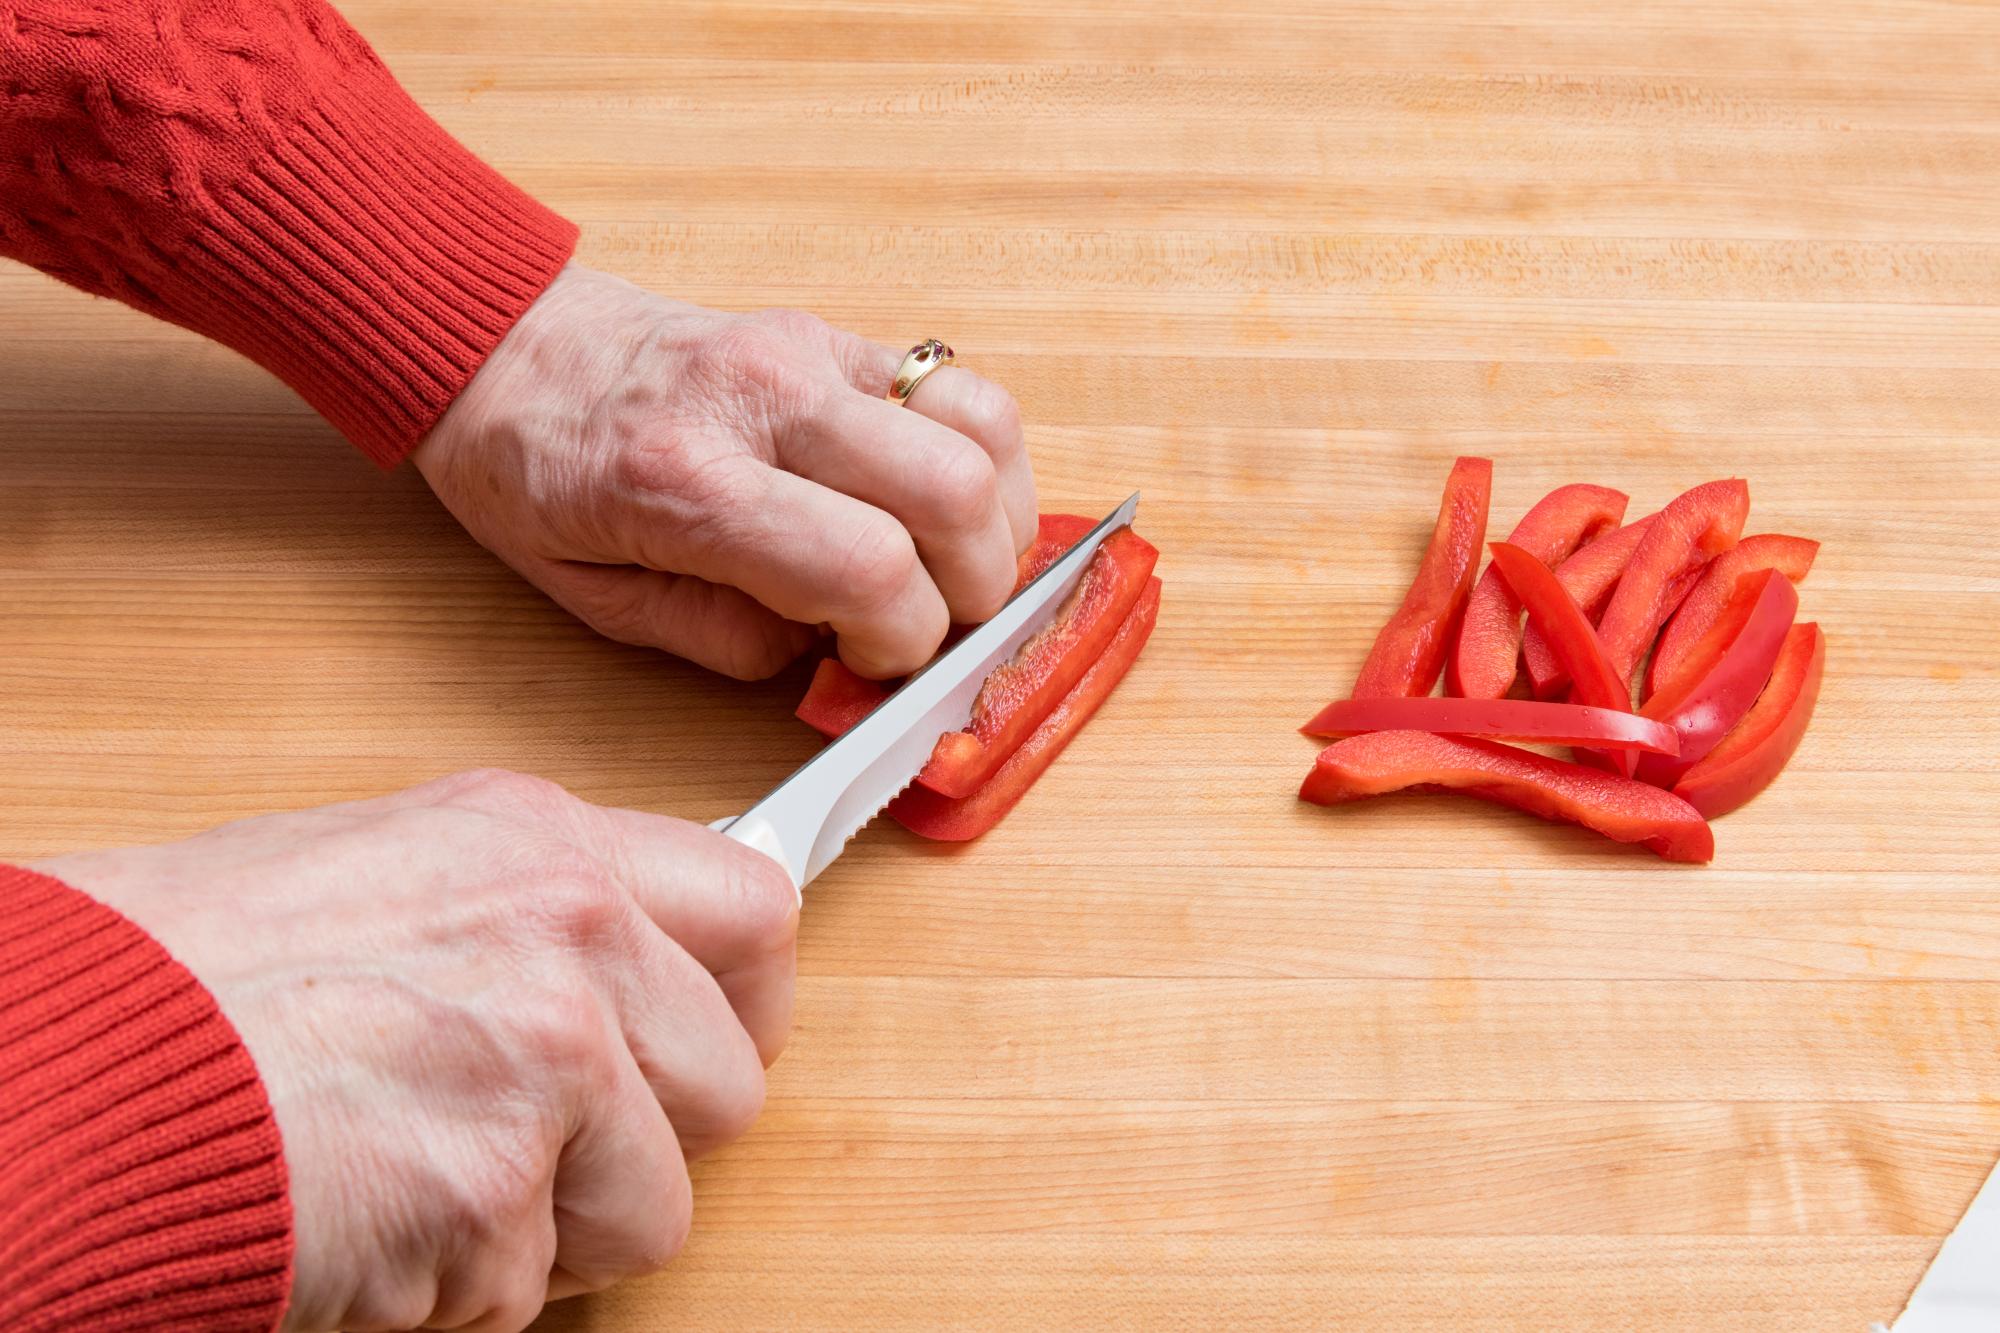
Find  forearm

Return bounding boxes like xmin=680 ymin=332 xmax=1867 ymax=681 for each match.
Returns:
xmin=0 ymin=866 xmax=292 ymax=1331
xmin=0 ymin=1 xmax=576 ymax=465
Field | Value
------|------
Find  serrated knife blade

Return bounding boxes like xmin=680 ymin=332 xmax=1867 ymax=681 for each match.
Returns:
xmin=711 ymin=492 xmax=1140 ymax=894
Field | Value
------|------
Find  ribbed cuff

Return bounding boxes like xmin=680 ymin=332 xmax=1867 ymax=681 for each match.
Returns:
xmin=0 ymin=868 xmax=293 ymax=1332
xmin=171 ymin=65 xmax=578 ymax=467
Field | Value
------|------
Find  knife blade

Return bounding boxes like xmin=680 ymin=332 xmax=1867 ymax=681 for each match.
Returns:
xmin=712 ymin=492 xmax=1141 ymax=893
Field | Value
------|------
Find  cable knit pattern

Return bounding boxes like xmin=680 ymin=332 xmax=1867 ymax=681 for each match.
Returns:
xmin=0 ymin=866 xmax=293 ymax=1330
xmin=0 ymin=1 xmax=579 ymax=464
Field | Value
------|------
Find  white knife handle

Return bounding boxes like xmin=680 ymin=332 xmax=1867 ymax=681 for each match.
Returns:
xmin=709 ymin=814 xmax=803 ymax=905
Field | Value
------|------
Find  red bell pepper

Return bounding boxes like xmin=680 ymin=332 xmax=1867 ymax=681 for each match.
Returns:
xmin=801 ymin=579 xmax=1163 ymax=840
xmin=1672 ymin=622 xmax=1825 ymax=818
xmin=1520 ymin=516 xmax=1655 ymax=697
xmin=1594 ymin=479 xmax=1751 ymax=689
xmin=1300 ymin=696 xmax=1680 ymax=755
xmin=1644 ymin=534 xmax=1819 ymax=701
xmin=1299 ymin=730 xmax=1714 ymax=863
xmin=795 ymin=654 xmax=892 ymax=736
xmin=1482 ymin=541 xmax=1643 ymax=777
xmin=797 ymin=513 xmax=1159 ymax=799
xmin=1631 ymin=568 xmax=1798 ymax=788
xmin=1446 ymin=484 xmax=1628 ymax=699
xmin=1351 ymin=456 xmax=1492 ymax=697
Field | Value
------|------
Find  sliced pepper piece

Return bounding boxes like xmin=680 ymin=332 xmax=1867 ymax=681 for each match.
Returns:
xmin=1594 ymin=479 xmax=1751 ymax=689
xmin=1352 ymin=456 xmax=1493 ymax=697
xmin=1632 ymin=568 xmax=1799 ymax=788
xmin=1672 ymin=622 xmax=1825 ymax=818
xmin=1299 ymin=730 xmax=1714 ymax=863
xmin=1447 ymin=483 xmax=1628 ymax=699
xmin=1644 ymin=534 xmax=1819 ymax=701
xmin=1520 ymin=515 xmax=1655 ymax=698
xmin=798 ymin=513 xmax=1159 ymax=799
xmin=800 ymin=578 xmax=1163 ymax=841
xmin=1300 ymin=696 xmax=1679 ymax=755
xmin=1483 ymin=540 xmax=1643 ymax=777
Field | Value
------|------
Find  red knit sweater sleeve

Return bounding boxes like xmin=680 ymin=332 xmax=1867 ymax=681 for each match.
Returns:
xmin=0 ymin=1 xmax=579 ymax=465
xmin=0 ymin=866 xmax=292 ymax=1331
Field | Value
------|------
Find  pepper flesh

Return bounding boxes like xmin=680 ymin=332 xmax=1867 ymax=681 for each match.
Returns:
xmin=1644 ymin=534 xmax=1819 ymax=701
xmin=1594 ymin=479 xmax=1751 ymax=689
xmin=1301 ymin=696 xmax=1680 ymax=755
xmin=1632 ymin=568 xmax=1798 ymax=788
xmin=1352 ymin=456 xmax=1493 ymax=697
xmin=1672 ymin=622 xmax=1825 ymax=818
xmin=800 ymin=578 xmax=1162 ymax=840
xmin=1483 ymin=541 xmax=1643 ymax=777
xmin=1520 ymin=516 xmax=1655 ymax=698
xmin=796 ymin=513 xmax=1158 ymax=799
xmin=1447 ymin=483 xmax=1628 ymax=699
xmin=1300 ymin=730 xmax=1714 ymax=863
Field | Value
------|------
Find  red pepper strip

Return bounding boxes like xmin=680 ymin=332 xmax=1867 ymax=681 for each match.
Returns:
xmin=1520 ymin=516 xmax=1655 ymax=697
xmin=796 ymin=513 xmax=1098 ymax=736
xmin=1300 ymin=696 xmax=1680 ymax=755
xmin=1672 ymin=623 xmax=1825 ymax=818
xmin=1595 ymin=479 xmax=1751 ymax=689
xmin=1632 ymin=568 xmax=1798 ymax=788
xmin=796 ymin=512 xmax=1158 ymax=799
xmin=1482 ymin=541 xmax=1643 ymax=777
xmin=1644 ymin=534 xmax=1819 ymax=701
xmin=1447 ymin=484 xmax=1628 ymax=699
xmin=796 ymin=655 xmax=890 ymax=735
xmin=1300 ymin=731 xmax=1714 ymax=864
xmin=801 ymin=579 xmax=1163 ymax=841
xmin=1352 ymin=456 xmax=1493 ymax=697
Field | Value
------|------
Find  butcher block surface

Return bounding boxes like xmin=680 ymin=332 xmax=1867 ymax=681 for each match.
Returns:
xmin=4 ymin=1 xmax=1999 ymax=1327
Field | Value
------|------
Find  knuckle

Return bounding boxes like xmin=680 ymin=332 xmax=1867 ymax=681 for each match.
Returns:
xmin=646 ymin=1170 xmax=696 ymax=1270
xmin=928 ymin=445 xmax=1001 ymax=534
xmin=709 ymin=1057 xmax=769 ymax=1146
xmin=445 ymin=767 xmax=575 ymax=819
xmin=700 ymin=322 xmax=794 ymax=392
xmin=752 ymin=306 xmax=830 ymax=344
xmin=733 ymin=859 xmax=803 ymax=951
xmin=514 ymin=980 xmax=611 ymax=1070
xmin=710 ymin=625 xmax=804 ymax=683
xmin=345 ymin=1277 xmax=438 ymax=1332
xmin=967 ymin=377 xmax=1025 ymax=451
xmin=565 ymin=575 xmax=660 ymax=651
xmin=838 ymin=518 xmax=922 ymax=612
xmin=526 ymin=870 xmax=632 ymax=954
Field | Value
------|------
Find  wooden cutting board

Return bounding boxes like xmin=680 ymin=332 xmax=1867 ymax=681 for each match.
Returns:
xmin=4 ymin=1 xmax=1998 ymax=1327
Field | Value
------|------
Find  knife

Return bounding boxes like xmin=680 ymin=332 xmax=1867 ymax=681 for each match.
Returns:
xmin=711 ymin=492 xmax=1141 ymax=894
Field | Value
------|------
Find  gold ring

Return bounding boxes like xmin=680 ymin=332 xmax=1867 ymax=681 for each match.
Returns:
xmin=888 ymin=338 xmax=954 ymax=405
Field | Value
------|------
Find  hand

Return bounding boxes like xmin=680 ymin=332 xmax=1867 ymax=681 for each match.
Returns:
xmin=37 ymin=769 xmax=798 ymax=1333
xmin=415 ymin=265 xmax=1038 ymax=681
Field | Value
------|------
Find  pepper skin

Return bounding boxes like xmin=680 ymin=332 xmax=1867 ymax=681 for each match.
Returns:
xmin=1594 ymin=479 xmax=1751 ymax=689
xmin=1447 ymin=483 xmax=1628 ymax=698
xmin=1300 ymin=696 xmax=1679 ymax=755
xmin=1632 ymin=569 xmax=1799 ymax=788
xmin=799 ymin=579 xmax=1163 ymax=840
xmin=1671 ymin=622 xmax=1825 ymax=818
xmin=1351 ymin=456 xmax=1493 ymax=698
xmin=1644 ymin=534 xmax=1819 ymax=702
xmin=1300 ymin=730 xmax=1714 ymax=863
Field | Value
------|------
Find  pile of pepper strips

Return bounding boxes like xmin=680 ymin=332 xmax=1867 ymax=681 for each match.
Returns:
xmin=794 ymin=514 xmax=1161 ymax=841
xmin=1299 ymin=459 xmax=1825 ymax=863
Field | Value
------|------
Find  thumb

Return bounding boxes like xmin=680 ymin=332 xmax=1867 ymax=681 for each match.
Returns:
xmin=529 ymin=559 xmax=816 ymax=680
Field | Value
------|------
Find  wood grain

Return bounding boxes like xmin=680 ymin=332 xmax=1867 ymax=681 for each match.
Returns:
xmin=3 ymin=0 xmax=1998 ymax=1327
